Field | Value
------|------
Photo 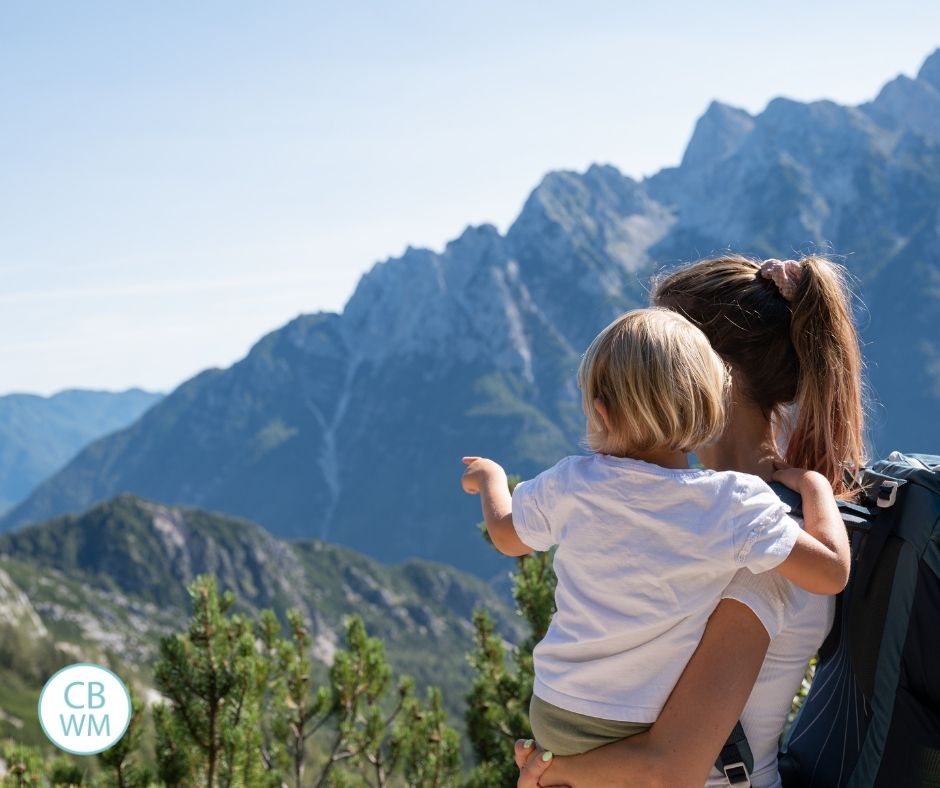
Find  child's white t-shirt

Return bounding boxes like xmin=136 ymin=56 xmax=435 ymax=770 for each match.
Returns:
xmin=511 ymin=453 xmax=802 ymax=723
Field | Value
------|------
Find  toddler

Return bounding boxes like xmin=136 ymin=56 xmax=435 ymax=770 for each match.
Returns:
xmin=461 ymin=308 xmax=849 ymax=756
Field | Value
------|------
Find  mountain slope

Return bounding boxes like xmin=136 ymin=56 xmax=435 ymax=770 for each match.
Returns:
xmin=0 ymin=388 xmax=162 ymax=515
xmin=0 ymin=172 xmax=664 ymax=577
xmin=3 ymin=51 xmax=940 ymax=572
xmin=0 ymin=495 xmax=522 ymax=739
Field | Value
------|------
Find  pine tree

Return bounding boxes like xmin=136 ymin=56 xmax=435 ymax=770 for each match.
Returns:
xmin=47 ymin=756 xmax=83 ymax=786
xmin=312 ymin=616 xmax=462 ymax=787
xmin=0 ymin=740 xmax=45 ymax=787
xmin=392 ymin=686 xmax=461 ymax=787
xmin=152 ymin=701 xmax=192 ymax=787
xmin=96 ymin=690 xmax=153 ymax=787
xmin=152 ymin=574 xmax=268 ymax=787
xmin=258 ymin=607 xmax=331 ymax=787
xmin=150 ymin=575 xmax=461 ymax=787
xmin=315 ymin=617 xmax=413 ymax=787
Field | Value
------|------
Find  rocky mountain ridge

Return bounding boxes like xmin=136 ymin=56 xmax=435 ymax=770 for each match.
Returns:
xmin=0 ymin=494 xmax=522 ymax=743
xmin=3 ymin=50 xmax=939 ymax=576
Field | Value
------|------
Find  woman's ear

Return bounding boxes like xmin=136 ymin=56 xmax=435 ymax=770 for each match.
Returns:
xmin=593 ymin=398 xmax=612 ymax=431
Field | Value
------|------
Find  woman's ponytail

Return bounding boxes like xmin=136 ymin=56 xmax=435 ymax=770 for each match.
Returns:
xmin=785 ymin=256 xmax=866 ymax=496
xmin=653 ymin=253 xmax=867 ymax=496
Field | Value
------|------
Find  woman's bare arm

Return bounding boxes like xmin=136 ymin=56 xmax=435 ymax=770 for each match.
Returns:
xmin=519 ymin=598 xmax=771 ymax=788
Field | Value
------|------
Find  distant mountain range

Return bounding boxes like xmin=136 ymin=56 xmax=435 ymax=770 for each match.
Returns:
xmin=0 ymin=495 xmax=520 ymax=744
xmin=0 ymin=388 xmax=162 ymax=515
xmin=3 ymin=50 xmax=939 ymax=577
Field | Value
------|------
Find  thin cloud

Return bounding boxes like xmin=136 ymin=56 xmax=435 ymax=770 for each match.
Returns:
xmin=0 ymin=270 xmax=330 ymax=304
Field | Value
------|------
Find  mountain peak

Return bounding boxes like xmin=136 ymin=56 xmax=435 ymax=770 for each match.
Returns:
xmin=513 ymin=165 xmax=647 ymax=228
xmin=917 ymin=48 xmax=940 ymax=90
xmin=446 ymin=222 xmax=501 ymax=253
xmin=865 ymin=69 xmax=940 ymax=142
xmin=681 ymin=100 xmax=754 ymax=169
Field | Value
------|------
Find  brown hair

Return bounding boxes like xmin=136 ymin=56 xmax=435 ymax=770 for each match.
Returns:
xmin=578 ymin=308 xmax=730 ymax=456
xmin=651 ymin=254 xmax=865 ymax=497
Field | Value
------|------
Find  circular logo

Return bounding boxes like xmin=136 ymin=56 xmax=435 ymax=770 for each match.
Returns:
xmin=38 ymin=663 xmax=132 ymax=755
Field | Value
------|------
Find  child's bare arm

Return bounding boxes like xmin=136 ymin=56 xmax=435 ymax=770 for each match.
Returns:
xmin=461 ymin=457 xmax=533 ymax=557
xmin=771 ymin=465 xmax=850 ymax=594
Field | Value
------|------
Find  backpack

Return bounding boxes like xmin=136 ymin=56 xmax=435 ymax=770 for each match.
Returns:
xmin=774 ymin=452 xmax=940 ymax=787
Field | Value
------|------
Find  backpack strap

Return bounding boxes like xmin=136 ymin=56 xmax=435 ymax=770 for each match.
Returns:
xmin=717 ymin=482 xmax=874 ymax=786
xmin=715 ymin=721 xmax=754 ymax=786
xmin=769 ymin=481 xmax=803 ymax=517
xmin=851 ymin=480 xmax=903 ymax=595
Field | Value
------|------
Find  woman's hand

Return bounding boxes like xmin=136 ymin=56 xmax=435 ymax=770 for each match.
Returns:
xmin=515 ymin=739 xmax=565 ymax=787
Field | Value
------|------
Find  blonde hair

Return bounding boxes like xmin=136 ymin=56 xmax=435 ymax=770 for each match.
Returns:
xmin=652 ymin=254 xmax=866 ymax=497
xmin=577 ymin=308 xmax=730 ymax=456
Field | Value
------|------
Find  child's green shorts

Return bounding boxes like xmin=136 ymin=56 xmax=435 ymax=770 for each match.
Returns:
xmin=529 ymin=694 xmax=652 ymax=756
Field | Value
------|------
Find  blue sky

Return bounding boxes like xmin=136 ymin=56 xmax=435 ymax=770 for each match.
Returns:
xmin=2 ymin=1 xmax=938 ymax=396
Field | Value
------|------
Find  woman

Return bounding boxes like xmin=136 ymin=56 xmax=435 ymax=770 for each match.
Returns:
xmin=516 ymin=253 xmax=865 ymax=787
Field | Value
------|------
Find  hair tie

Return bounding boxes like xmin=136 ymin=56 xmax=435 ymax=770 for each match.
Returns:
xmin=761 ymin=258 xmax=803 ymax=301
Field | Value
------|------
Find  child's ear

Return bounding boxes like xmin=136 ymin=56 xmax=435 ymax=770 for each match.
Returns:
xmin=593 ymin=398 xmax=612 ymax=431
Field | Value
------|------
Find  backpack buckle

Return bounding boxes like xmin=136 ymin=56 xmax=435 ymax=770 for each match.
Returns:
xmin=722 ymin=761 xmax=751 ymax=786
xmin=877 ymin=480 xmax=899 ymax=508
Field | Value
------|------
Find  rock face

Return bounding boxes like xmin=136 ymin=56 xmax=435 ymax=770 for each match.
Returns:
xmin=680 ymin=101 xmax=756 ymax=169
xmin=0 ymin=566 xmax=47 ymax=638
xmin=2 ymin=51 xmax=940 ymax=576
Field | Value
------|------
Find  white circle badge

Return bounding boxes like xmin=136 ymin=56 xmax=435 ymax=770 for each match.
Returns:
xmin=38 ymin=663 xmax=132 ymax=754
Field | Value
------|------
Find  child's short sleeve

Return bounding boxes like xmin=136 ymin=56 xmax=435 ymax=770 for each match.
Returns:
xmin=721 ymin=567 xmax=798 ymax=639
xmin=510 ymin=464 xmax=564 ymax=552
xmin=731 ymin=479 xmax=802 ymax=573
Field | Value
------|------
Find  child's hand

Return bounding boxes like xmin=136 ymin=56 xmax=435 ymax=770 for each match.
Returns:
xmin=771 ymin=459 xmax=850 ymax=594
xmin=461 ymin=457 xmax=529 ymax=557
xmin=461 ymin=456 xmax=505 ymax=494
xmin=772 ymin=461 xmax=827 ymax=494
